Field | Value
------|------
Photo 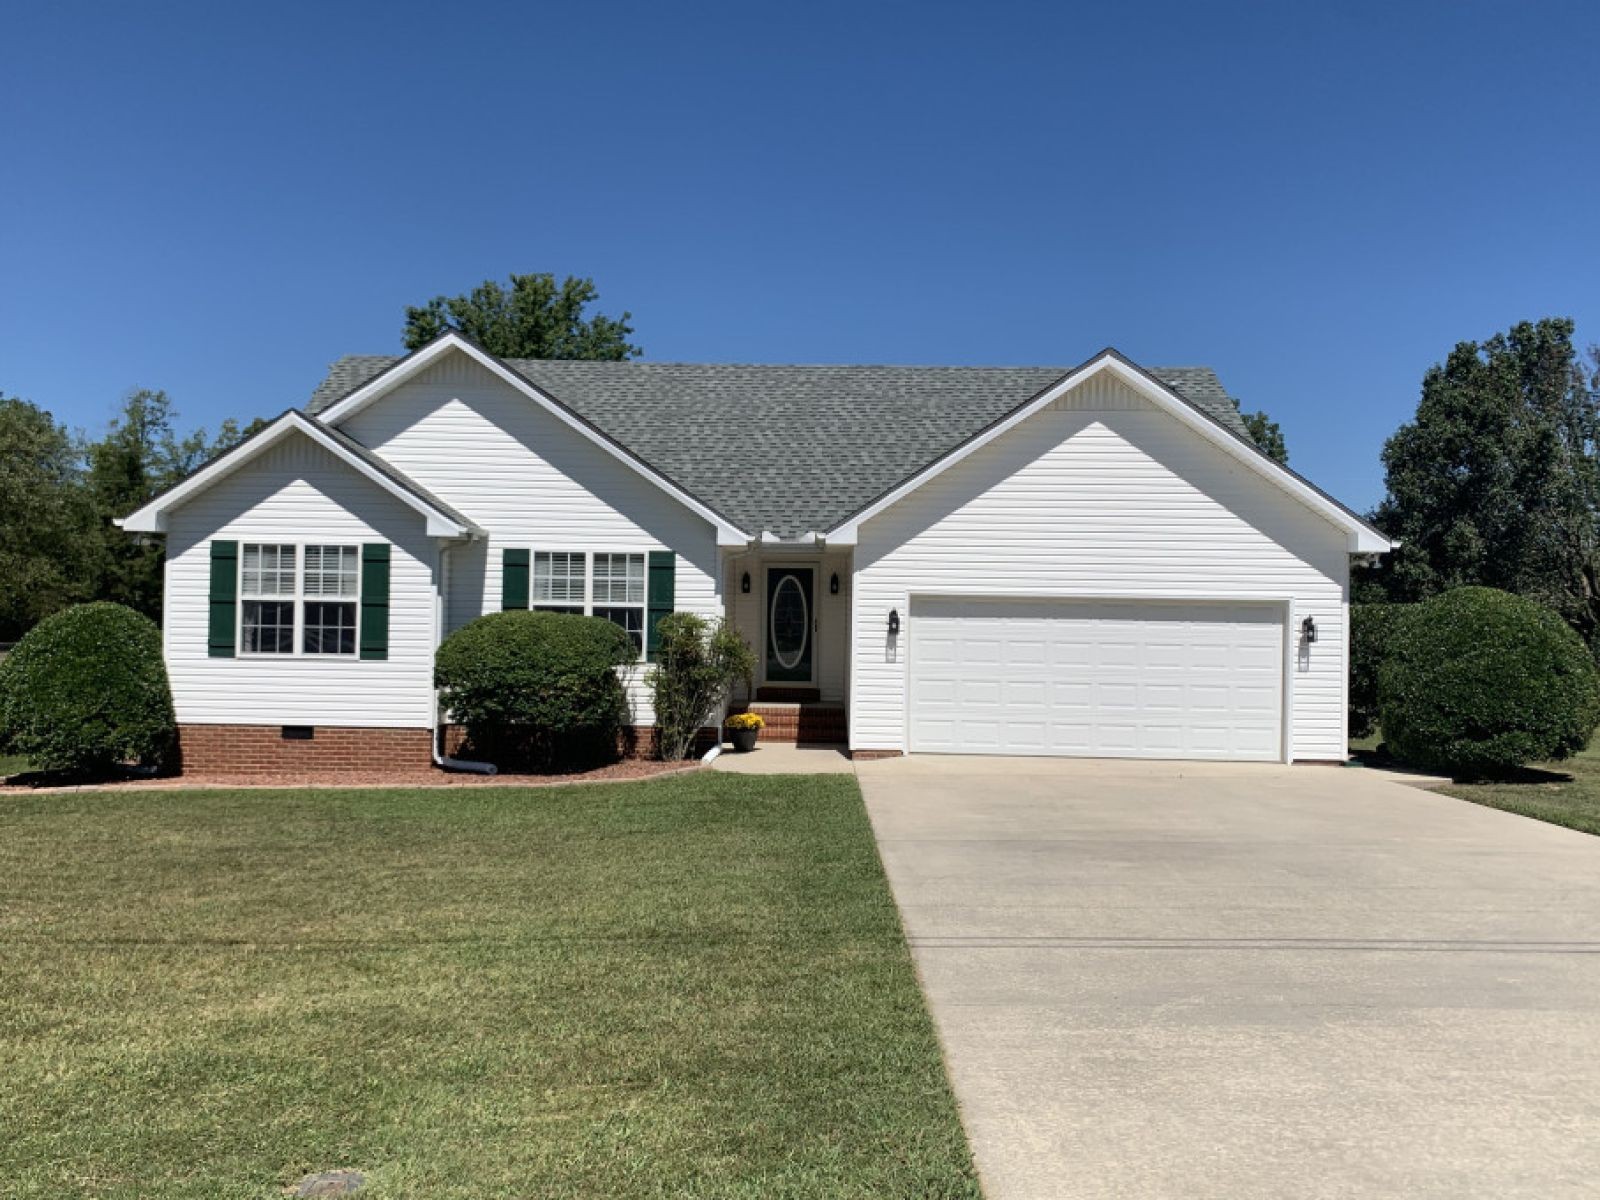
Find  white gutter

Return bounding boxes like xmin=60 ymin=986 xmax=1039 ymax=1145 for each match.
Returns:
xmin=431 ymin=540 xmax=497 ymax=775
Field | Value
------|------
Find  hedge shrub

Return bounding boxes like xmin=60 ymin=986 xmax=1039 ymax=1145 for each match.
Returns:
xmin=435 ymin=610 xmax=635 ymax=770
xmin=1377 ymin=587 xmax=1600 ymax=778
xmin=1348 ymin=603 xmax=1408 ymax=740
xmin=0 ymin=602 xmax=176 ymax=775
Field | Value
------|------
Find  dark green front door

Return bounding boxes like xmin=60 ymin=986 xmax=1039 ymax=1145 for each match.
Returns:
xmin=766 ymin=567 xmax=814 ymax=682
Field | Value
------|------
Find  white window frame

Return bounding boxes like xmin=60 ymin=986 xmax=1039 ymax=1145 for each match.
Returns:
xmin=525 ymin=549 xmax=648 ymax=650
xmin=238 ymin=541 xmax=364 ymax=660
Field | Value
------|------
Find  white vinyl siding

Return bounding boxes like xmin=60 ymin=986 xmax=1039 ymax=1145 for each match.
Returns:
xmin=851 ymin=378 xmax=1349 ymax=760
xmin=163 ymin=433 xmax=438 ymax=728
xmin=339 ymin=353 xmax=723 ymax=724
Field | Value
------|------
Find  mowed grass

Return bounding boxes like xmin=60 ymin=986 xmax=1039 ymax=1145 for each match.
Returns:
xmin=1440 ymin=741 xmax=1600 ymax=837
xmin=0 ymin=774 xmax=978 ymax=1199
xmin=0 ymin=753 xmax=28 ymax=777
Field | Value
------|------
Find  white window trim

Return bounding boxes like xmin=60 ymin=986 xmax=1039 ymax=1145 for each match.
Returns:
xmin=238 ymin=540 xmax=364 ymax=660
xmin=524 ymin=548 xmax=648 ymax=647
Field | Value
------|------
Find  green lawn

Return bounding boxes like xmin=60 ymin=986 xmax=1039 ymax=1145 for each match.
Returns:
xmin=0 ymin=774 xmax=978 ymax=1199
xmin=0 ymin=753 xmax=27 ymax=777
xmin=1439 ymin=742 xmax=1600 ymax=837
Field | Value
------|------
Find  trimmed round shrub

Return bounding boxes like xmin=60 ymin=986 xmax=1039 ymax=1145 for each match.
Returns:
xmin=1377 ymin=587 xmax=1600 ymax=778
xmin=0 ymin=602 xmax=176 ymax=775
xmin=435 ymin=610 xmax=636 ymax=770
xmin=1348 ymin=603 xmax=1408 ymax=740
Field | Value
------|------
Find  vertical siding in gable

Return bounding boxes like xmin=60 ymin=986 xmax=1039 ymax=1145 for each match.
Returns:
xmin=163 ymin=435 xmax=439 ymax=728
xmin=850 ymin=407 xmax=1350 ymax=760
xmin=339 ymin=354 xmax=723 ymax=725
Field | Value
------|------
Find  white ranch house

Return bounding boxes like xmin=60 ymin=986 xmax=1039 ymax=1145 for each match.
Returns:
xmin=121 ymin=332 xmax=1390 ymax=773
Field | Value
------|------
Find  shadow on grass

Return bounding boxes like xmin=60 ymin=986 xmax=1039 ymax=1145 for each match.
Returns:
xmin=1347 ymin=744 xmax=1574 ymax=786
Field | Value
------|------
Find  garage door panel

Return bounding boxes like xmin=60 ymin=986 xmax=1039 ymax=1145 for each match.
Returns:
xmin=910 ymin=598 xmax=1284 ymax=761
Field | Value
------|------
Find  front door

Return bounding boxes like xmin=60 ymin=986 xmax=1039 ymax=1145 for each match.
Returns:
xmin=765 ymin=567 xmax=814 ymax=683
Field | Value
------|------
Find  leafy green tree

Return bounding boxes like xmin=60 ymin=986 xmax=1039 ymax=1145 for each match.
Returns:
xmin=0 ymin=395 xmax=96 ymax=640
xmin=402 ymin=273 xmax=640 ymax=359
xmin=1239 ymin=408 xmax=1287 ymax=464
xmin=1367 ymin=318 xmax=1600 ymax=648
xmin=83 ymin=390 xmax=264 ymax=621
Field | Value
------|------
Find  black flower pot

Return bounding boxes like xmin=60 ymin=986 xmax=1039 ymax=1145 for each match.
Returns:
xmin=729 ymin=726 xmax=759 ymax=753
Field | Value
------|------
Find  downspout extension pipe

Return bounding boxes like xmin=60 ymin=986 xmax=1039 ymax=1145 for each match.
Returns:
xmin=431 ymin=541 xmax=498 ymax=776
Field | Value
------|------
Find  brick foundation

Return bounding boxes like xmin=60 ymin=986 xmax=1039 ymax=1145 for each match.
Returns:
xmin=178 ymin=724 xmax=434 ymax=775
xmin=849 ymin=748 xmax=904 ymax=760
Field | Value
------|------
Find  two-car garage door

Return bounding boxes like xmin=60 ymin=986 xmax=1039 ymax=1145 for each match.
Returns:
xmin=908 ymin=597 xmax=1285 ymax=760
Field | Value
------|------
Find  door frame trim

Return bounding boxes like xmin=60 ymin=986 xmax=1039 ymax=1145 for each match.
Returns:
xmin=901 ymin=592 xmax=1295 ymax=763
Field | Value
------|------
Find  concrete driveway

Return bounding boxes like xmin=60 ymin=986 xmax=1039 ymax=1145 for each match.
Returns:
xmin=857 ymin=756 xmax=1600 ymax=1199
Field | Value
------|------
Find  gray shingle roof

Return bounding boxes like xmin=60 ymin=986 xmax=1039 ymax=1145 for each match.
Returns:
xmin=307 ymin=356 xmax=1253 ymax=539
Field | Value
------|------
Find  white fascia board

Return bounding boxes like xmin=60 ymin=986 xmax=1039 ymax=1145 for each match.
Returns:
xmin=824 ymin=352 xmax=1393 ymax=554
xmin=119 ymin=411 xmax=473 ymax=538
xmin=316 ymin=332 xmax=754 ymax=546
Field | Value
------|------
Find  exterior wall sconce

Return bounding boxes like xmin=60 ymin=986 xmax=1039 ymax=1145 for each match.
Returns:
xmin=830 ymin=573 xmax=840 ymax=595
xmin=741 ymin=572 xmax=751 ymax=594
xmin=1301 ymin=615 xmax=1317 ymax=644
xmin=888 ymin=609 xmax=901 ymax=636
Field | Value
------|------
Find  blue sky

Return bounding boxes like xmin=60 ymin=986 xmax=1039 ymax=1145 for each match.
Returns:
xmin=4 ymin=0 xmax=1596 ymax=512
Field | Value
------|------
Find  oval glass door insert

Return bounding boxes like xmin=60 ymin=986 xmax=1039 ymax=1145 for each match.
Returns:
xmin=770 ymin=575 xmax=809 ymax=670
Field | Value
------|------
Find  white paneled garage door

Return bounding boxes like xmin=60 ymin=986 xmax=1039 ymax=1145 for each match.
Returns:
xmin=909 ymin=598 xmax=1285 ymax=760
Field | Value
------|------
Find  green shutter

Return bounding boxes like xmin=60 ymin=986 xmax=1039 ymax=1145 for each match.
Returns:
xmin=502 ymin=548 xmax=530 ymax=610
xmin=207 ymin=540 xmax=238 ymax=658
xmin=359 ymin=543 xmax=390 ymax=660
xmin=646 ymin=550 xmax=676 ymax=662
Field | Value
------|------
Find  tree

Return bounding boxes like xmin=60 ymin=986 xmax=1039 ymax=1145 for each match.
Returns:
xmin=83 ymin=390 xmax=263 ymax=622
xmin=402 ymin=273 xmax=640 ymax=360
xmin=648 ymin=613 xmax=756 ymax=760
xmin=1239 ymin=408 xmax=1287 ymax=464
xmin=1366 ymin=318 xmax=1600 ymax=648
xmin=0 ymin=395 xmax=95 ymax=640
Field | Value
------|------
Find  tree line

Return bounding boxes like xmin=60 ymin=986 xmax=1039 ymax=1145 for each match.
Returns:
xmin=4 ymin=274 xmax=1598 ymax=657
xmin=0 ymin=389 xmax=269 ymax=640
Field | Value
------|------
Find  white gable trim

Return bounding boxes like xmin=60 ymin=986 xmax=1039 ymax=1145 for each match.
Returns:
xmin=117 ymin=411 xmax=476 ymax=538
xmin=824 ymin=350 xmax=1393 ymax=554
xmin=315 ymin=333 xmax=753 ymax=547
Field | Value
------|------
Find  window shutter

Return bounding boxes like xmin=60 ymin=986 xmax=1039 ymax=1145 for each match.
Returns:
xmin=359 ymin=543 xmax=390 ymax=660
xmin=502 ymin=548 xmax=530 ymax=610
xmin=646 ymin=551 xmax=675 ymax=662
xmin=207 ymin=540 xmax=238 ymax=658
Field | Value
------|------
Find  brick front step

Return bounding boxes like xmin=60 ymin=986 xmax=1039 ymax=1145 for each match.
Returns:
xmin=728 ymin=702 xmax=847 ymax=744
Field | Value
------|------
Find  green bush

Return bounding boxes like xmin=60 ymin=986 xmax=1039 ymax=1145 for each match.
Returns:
xmin=1348 ymin=603 xmax=1408 ymax=740
xmin=0 ymin=602 xmax=176 ymax=775
xmin=1378 ymin=587 xmax=1600 ymax=778
xmin=648 ymin=613 xmax=755 ymax=760
xmin=435 ymin=610 xmax=635 ymax=770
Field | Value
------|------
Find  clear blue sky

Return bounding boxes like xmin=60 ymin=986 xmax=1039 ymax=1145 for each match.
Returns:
xmin=4 ymin=0 xmax=1596 ymax=512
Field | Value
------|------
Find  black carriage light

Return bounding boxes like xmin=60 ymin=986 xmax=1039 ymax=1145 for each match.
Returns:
xmin=830 ymin=572 xmax=840 ymax=595
xmin=1301 ymin=615 xmax=1317 ymax=644
xmin=887 ymin=608 xmax=901 ymax=636
xmin=741 ymin=572 xmax=751 ymax=594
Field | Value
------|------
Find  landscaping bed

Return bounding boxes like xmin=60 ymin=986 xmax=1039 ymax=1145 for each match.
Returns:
xmin=0 ymin=773 xmax=977 ymax=1198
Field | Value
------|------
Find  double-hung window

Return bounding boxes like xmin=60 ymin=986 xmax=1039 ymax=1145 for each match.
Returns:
xmin=529 ymin=550 xmax=647 ymax=651
xmin=240 ymin=544 xmax=297 ymax=654
xmin=240 ymin=542 xmax=361 ymax=656
xmin=592 ymin=552 xmax=646 ymax=649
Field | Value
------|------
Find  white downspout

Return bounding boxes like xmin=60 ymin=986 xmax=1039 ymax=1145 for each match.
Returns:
xmin=432 ymin=540 xmax=497 ymax=775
